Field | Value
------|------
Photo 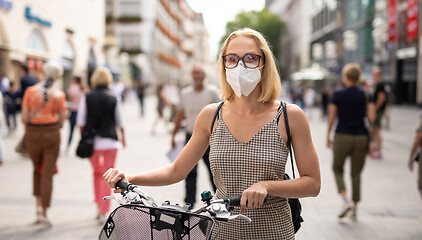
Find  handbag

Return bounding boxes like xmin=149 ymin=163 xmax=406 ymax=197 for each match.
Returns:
xmin=281 ymin=102 xmax=304 ymax=233
xmin=15 ymin=135 xmax=28 ymax=156
xmin=76 ymin=129 xmax=95 ymax=158
xmin=76 ymin=96 xmax=98 ymax=159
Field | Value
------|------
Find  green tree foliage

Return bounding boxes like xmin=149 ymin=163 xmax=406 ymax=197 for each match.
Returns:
xmin=218 ymin=9 xmax=285 ymax=62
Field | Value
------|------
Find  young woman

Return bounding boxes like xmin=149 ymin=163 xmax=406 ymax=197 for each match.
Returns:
xmin=104 ymin=28 xmax=320 ymax=239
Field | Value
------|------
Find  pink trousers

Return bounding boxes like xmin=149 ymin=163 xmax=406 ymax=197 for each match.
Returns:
xmin=89 ymin=148 xmax=118 ymax=215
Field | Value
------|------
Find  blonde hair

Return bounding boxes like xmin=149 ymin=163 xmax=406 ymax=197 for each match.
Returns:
xmin=90 ymin=67 xmax=112 ymax=88
xmin=218 ymin=28 xmax=281 ymax=102
xmin=43 ymin=60 xmax=63 ymax=80
xmin=342 ymin=63 xmax=361 ymax=82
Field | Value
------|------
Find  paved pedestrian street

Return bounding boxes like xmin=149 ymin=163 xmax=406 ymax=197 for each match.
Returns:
xmin=0 ymin=94 xmax=421 ymax=240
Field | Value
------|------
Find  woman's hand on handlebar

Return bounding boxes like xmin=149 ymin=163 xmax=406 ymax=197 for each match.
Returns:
xmin=103 ymin=168 xmax=128 ymax=193
xmin=240 ymin=181 xmax=268 ymax=213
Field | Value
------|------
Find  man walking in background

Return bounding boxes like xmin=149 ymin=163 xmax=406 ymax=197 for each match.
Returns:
xmin=171 ymin=65 xmax=220 ymax=208
xmin=18 ymin=64 xmax=37 ymax=97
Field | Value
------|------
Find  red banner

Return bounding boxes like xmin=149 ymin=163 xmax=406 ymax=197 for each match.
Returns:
xmin=388 ymin=0 xmax=397 ymax=43
xmin=407 ymin=0 xmax=419 ymax=41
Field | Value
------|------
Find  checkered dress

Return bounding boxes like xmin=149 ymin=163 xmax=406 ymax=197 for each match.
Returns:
xmin=209 ymin=105 xmax=295 ymax=240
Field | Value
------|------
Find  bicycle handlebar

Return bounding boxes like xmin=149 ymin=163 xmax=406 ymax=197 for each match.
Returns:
xmin=105 ymin=181 xmax=252 ymax=223
xmin=223 ymin=196 xmax=241 ymax=206
xmin=116 ymin=179 xmax=132 ymax=191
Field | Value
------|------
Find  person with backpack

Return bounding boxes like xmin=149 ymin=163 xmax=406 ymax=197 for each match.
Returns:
xmin=103 ymin=28 xmax=320 ymax=239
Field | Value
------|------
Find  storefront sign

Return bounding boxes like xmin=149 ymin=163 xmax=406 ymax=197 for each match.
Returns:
xmin=387 ymin=0 xmax=397 ymax=43
xmin=406 ymin=0 xmax=419 ymax=41
xmin=25 ymin=6 xmax=52 ymax=27
xmin=396 ymin=46 xmax=417 ymax=59
xmin=0 ymin=0 xmax=13 ymax=11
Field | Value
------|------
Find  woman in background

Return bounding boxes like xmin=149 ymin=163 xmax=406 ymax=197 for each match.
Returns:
xmin=77 ymin=67 xmax=125 ymax=224
xmin=21 ymin=60 xmax=67 ymax=227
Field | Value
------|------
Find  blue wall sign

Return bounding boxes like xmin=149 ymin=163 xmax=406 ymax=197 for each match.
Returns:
xmin=0 ymin=0 xmax=13 ymax=11
xmin=25 ymin=6 xmax=52 ymax=27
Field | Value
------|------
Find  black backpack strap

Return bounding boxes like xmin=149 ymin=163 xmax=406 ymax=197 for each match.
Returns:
xmin=276 ymin=101 xmax=283 ymax=124
xmin=282 ymin=102 xmax=296 ymax=179
xmin=210 ymin=101 xmax=225 ymax=133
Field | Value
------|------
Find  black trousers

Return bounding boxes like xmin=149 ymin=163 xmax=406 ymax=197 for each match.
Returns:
xmin=185 ymin=132 xmax=216 ymax=206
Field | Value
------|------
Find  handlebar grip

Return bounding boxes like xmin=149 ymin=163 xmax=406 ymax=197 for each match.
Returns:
xmin=116 ymin=180 xmax=131 ymax=190
xmin=224 ymin=196 xmax=268 ymax=206
xmin=225 ymin=196 xmax=241 ymax=206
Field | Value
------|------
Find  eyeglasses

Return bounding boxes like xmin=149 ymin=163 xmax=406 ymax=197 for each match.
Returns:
xmin=222 ymin=53 xmax=264 ymax=69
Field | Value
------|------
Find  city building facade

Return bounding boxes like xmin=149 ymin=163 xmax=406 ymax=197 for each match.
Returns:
xmin=105 ymin=0 xmax=210 ymax=88
xmin=0 ymin=0 xmax=105 ymax=88
xmin=268 ymin=0 xmax=420 ymax=105
xmin=266 ymin=0 xmax=313 ymax=80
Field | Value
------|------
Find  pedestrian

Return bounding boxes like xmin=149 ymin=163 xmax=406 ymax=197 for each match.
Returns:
xmin=0 ymin=71 xmax=10 ymax=94
xmin=21 ymin=60 xmax=67 ymax=227
xmin=110 ymin=77 xmax=125 ymax=102
xmin=65 ymin=76 xmax=86 ymax=151
xmin=104 ymin=28 xmax=321 ymax=239
xmin=408 ymin=114 xmax=422 ymax=199
xmin=371 ymin=66 xmax=387 ymax=159
xmin=4 ymin=81 xmax=21 ymax=133
xmin=321 ymin=85 xmax=330 ymax=120
xmin=17 ymin=64 xmax=37 ymax=97
xmin=0 ymin=93 xmax=4 ymax=165
xmin=15 ymin=63 xmax=37 ymax=154
xmin=150 ymin=83 xmax=171 ymax=135
xmin=135 ymin=78 xmax=147 ymax=117
xmin=303 ymin=87 xmax=316 ymax=120
xmin=77 ymin=67 xmax=126 ymax=224
xmin=170 ymin=64 xmax=220 ymax=208
xmin=326 ymin=63 xmax=375 ymax=221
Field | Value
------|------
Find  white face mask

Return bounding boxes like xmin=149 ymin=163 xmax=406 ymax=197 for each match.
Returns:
xmin=225 ymin=62 xmax=263 ymax=98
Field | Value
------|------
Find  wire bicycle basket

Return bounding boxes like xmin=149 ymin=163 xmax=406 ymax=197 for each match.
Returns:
xmin=99 ymin=203 xmax=215 ymax=240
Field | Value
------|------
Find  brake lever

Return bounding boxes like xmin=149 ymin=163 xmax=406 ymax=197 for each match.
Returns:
xmin=228 ymin=214 xmax=252 ymax=222
xmin=103 ymin=195 xmax=129 ymax=205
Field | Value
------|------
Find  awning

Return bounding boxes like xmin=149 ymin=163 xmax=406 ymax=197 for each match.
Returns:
xmin=291 ymin=64 xmax=332 ymax=81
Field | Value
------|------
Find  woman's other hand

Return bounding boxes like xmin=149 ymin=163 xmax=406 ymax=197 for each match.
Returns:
xmin=240 ymin=181 xmax=268 ymax=213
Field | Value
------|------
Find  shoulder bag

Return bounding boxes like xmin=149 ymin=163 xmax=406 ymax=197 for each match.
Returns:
xmin=76 ymin=96 xmax=98 ymax=159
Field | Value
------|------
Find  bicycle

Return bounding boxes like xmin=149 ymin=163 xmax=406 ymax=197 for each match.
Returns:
xmin=99 ymin=180 xmax=251 ymax=240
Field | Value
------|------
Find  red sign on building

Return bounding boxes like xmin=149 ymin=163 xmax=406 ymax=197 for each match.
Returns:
xmin=407 ymin=0 xmax=419 ymax=41
xmin=388 ymin=0 xmax=397 ymax=43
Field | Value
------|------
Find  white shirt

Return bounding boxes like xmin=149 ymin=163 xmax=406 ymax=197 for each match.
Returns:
xmin=77 ymin=94 xmax=123 ymax=150
xmin=1 ymin=77 xmax=10 ymax=94
xmin=179 ymin=85 xmax=220 ymax=133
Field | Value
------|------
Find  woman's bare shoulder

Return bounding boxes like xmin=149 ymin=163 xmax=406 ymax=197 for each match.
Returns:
xmin=199 ymin=102 xmax=223 ymax=119
xmin=285 ymin=102 xmax=307 ymax=122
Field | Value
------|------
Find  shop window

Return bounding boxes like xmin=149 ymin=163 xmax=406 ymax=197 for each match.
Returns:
xmin=119 ymin=0 xmax=140 ymax=17
xmin=26 ymin=29 xmax=47 ymax=51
